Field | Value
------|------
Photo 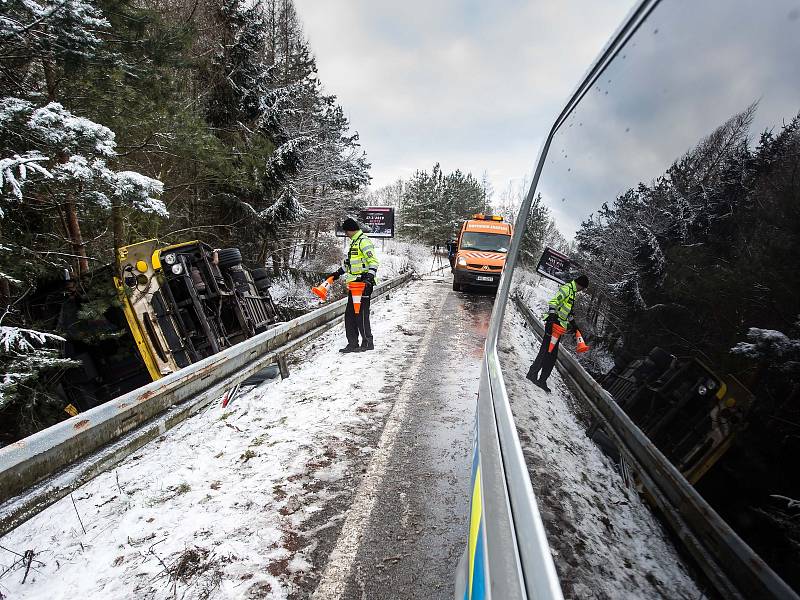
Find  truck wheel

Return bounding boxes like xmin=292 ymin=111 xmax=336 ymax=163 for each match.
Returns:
xmin=229 ymin=268 xmax=249 ymax=292
xmin=251 ymin=267 xmax=270 ymax=283
xmin=255 ymin=278 xmax=271 ymax=294
xmin=217 ymin=248 xmax=242 ymax=269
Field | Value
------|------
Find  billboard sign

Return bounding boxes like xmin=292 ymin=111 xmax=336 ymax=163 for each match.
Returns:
xmin=335 ymin=207 xmax=395 ymax=238
xmin=536 ymin=247 xmax=573 ymax=284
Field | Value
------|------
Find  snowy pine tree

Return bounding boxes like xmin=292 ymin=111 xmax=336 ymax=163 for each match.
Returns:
xmin=0 ymin=0 xmax=373 ymax=437
xmin=397 ymin=164 xmax=490 ymax=245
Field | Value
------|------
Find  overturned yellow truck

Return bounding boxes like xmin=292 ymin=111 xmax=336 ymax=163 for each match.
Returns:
xmin=593 ymin=347 xmax=754 ymax=484
xmin=50 ymin=240 xmax=279 ymax=417
xmin=115 ymin=240 xmax=278 ymax=381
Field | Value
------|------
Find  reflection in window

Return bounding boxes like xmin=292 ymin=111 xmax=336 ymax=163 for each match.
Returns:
xmin=506 ymin=0 xmax=800 ymax=590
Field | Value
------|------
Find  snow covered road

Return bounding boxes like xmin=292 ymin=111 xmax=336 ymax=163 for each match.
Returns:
xmin=0 ymin=274 xmax=487 ymax=600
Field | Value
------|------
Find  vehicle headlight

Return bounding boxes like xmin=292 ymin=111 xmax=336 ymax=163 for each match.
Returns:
xmin=706 ymin=378 xmax=717 ymax=390
xmin=162 ymin=253 xmax=176 ymax=265
xmin=457 ymin=256 xmax=467 ymax=266
xmin=698 ymin=385 xmax=708 ymax=396
xmin=171 ymin=263 xmax=184 ymax=275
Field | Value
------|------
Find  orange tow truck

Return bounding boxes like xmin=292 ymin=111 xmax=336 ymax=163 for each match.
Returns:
xmin=449 ymin=214 xmax=513 ymax=292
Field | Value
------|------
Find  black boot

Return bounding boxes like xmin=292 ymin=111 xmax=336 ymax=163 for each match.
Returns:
xmin=526 ymin=368 xmax=539 ymax=383
xmin=535 ymin=378 xmax=551 ymax=393
xmin=339 ymin=344 xmax=360 ymax=353
xmin=360 ymin=340 xmax=375 ymax=352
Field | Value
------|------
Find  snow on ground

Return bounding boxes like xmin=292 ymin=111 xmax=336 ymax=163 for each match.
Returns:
xmin=499 ymin=282 xmax=702 ymax=599
xmin=267 ymin=274 xmax=319 ymax=309
xmin=268 ymin=237 xmax=438 ymax=310
xmin=0 ymin=281 xmax=430 ymax=600
xmin=0 ymin=265 xmax=697 ymax=599
xmin=378 ymin=238 xmax=447 ymax=278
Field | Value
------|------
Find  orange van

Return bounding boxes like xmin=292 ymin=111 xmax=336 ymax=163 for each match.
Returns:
xmin=449 ymin=214 xmax=513 ymax=292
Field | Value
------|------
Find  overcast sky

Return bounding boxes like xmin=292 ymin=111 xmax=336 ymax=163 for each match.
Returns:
xmin=293 ymin=1 xmax=636 ymax=216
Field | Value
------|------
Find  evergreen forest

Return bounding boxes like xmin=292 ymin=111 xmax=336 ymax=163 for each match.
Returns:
xmin=1 ymin=0 xmax=369 ymax=435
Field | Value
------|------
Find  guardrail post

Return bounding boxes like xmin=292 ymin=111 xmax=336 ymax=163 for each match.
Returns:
xmin=277 ymin=353 xmax=290 ymax=379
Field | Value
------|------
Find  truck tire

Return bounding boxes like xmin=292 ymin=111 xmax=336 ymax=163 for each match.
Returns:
xmin=647 ymin=346 xmax=674 ymax=373
xmin=217 ymin=248 xmax=242 ymax=269
xmin=251 ymin=268 xmax=270 ymax=283
xmin=254 ymin=278 xmax=271 ymax=294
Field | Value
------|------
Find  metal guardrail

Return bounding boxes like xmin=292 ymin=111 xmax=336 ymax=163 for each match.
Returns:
xmin=513 ymin=296 xmax=799 ymax=600
xmin=0 ymin=272 xmax=412 ymax=537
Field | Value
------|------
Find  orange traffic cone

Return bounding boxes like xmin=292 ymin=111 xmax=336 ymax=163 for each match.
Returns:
xmin=348 ymin=281 xmax=367 ymax=314
xmin=575 ymin=330 xmax=590 ymax=353
xmin=312 ymin=276 xmax=335 ymax=301
xmin=548 ymin=323 xmax=566 ymax=352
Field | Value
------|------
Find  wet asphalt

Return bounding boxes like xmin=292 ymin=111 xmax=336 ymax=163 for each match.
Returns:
xmin=322 ymin=275 xmax=495 ymax=599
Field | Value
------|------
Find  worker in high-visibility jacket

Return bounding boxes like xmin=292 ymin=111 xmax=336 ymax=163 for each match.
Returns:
xmin=327 ymin=218 xmax=379 ymax=353
xmin=526 ymin=274 xmax=589 ymax=392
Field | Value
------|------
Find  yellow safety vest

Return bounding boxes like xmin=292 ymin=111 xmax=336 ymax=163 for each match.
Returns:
xmin=543 ymin=280 xmax=577 ymax=327
xmin=344 ymin=230 xmax=379 ymax=283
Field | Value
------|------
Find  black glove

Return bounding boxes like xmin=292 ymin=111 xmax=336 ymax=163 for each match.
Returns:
xmin=327 ymin=269 xmax=343 ymax=281
xmin=358 ymin=272 xmax=375 ymax=285
xmin=545 ymin=310 xmax=559 ymax=325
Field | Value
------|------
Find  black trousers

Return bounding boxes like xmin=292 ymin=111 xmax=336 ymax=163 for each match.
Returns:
xmin=345 ymin=286 xmax=372 ymax=346
xmin=528 ymin=320 xmax=560 ymax=382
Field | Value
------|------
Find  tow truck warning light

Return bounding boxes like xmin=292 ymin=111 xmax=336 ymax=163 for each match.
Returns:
xmin=472 ymin=213 xmax=503 ymax=221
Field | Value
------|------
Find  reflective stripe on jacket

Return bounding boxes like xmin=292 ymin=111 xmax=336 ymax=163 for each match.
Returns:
xmin=344 ymin=230 xmax=379 ymax=283
xmin=542 ymin=280 xmax=577 ymax=328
